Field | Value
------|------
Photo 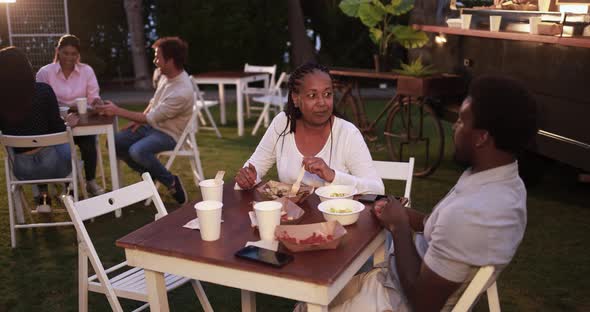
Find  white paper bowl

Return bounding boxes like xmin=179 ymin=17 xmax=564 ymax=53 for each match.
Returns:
xmin=315 ymin=185 xmax=357 ymax=202
xmin=317 ymin=199 xmax=365 ymax=226
xmin=446 ymin=18 xmax=462 ymax=28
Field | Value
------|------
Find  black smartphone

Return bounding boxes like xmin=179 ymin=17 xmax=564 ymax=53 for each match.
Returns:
xmin=235 ymin=245 xmax=294 ymax=268
xmin=358 ymin=194 xmax=387 ymax=203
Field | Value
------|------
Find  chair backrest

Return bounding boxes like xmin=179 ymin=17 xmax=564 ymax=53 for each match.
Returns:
xmin=451 ymin=265 xmax=501 ymax=312
xmin=372 ymin=158 xmax=414 ymax=200
xmin=244 ymin=63 xmax=277 ymax=88
xmin=0 ymin=127 xmax=74 ymax=149
xmin=64 ymin=172 xmax=168 ymax=221
xmin=270 ymin=72 xmax=290 ymax=99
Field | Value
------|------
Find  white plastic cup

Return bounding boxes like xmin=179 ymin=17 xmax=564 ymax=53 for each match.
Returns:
xmin=59 ymin=106 xmax=69 ymax=119
xmin=254 ymin=201 xmax=282 ymax=241
xmin=461 ymin=14 xmax=472 ymax=30
xmin=75 ymin=97 xmax=87 ymax=114
xmin=529 ymin=17 xmax=541 ymax=34
xmin=490 ymin=16 xmax=502 ymax=32
xmin=195 ymin=200 xmax=223 ymax=241
xmin=538 ymin=0 xmax=550 ymax=12
xmin=199 ymin=179 xmax=224 ymax=202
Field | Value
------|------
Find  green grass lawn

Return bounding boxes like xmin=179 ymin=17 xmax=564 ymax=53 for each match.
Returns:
xmin=0 ymin=101 xmax=588 ymax=311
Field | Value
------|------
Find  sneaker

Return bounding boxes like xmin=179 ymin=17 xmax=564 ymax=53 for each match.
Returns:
xmin=169 ymin=176 xmax=187 ymax=204
xmin=86 ymin=180 xmax=105 ymax=196
xmin=36 ymin=192 xmax=52 ymax=213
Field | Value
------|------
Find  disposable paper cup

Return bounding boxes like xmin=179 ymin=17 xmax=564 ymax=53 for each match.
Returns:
xmin=75 ymin=97 xmax=87 ymax=114
xmin=538 ymin=0 xmax=550 ymax=12
xmin=490 ymin=16 xmax=502 ymax=32
xmin=461 ymin=14 xmax=472 ymax=30
xmin=254 ymin=201 xmax=282 ymax=241
xmin=199 ymin=179 xmax=224 ymax=202
xmin=59 ymin=106 xmax=69 ymax=119
xmin=529 ymin=17 xmax=541 ymax=35
xmin=195 ymin=200 xmax=223 ymax=241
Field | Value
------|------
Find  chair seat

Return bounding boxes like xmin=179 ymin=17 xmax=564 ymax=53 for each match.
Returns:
xmin=252 ymin=94 xmax=287 ymax=106
xmin=243 ymin=87 xmax=270 ymax=95
xmin=88 ymin=266 xmax=190 ymax=302
xmin=196 ymin=99 xmax=218 ymax=108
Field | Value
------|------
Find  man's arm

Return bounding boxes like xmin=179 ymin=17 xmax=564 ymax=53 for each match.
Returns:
xmin=97 ymin=100 xmax=147 ymax=124
xmin=406 ymin=208 xmax=428 ymax=232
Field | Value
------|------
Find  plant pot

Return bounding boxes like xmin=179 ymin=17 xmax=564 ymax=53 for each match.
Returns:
xmin=396 ymin=74 xmax=465 ymax=97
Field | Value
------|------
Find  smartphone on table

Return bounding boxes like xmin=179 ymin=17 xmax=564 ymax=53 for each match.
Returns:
xmin=235 ymin=245 xmax=294 ymax=268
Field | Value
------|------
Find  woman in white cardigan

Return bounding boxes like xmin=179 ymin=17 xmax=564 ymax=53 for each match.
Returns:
xmin=235 ymin=63 xmax=384 ymax=195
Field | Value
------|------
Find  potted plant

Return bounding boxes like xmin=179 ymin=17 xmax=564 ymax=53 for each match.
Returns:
xmin=339 ymin=0 xmax=429 ymax=72
xmin=394 ymin=56 xmax=465 ymax=97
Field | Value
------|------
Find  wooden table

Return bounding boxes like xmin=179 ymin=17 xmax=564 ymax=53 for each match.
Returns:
xmin=71 ymin=112 xmax=122 ymax=216
xmin=117 ymin=183 xmax=386 ymax=311
xmin=192 ymin=71 xmax=270 ymax=136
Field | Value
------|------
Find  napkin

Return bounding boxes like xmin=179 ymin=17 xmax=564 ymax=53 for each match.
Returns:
xmin=245 ymin=239 xmax=279 ymax=252
xmin=183 ymin=217 xmax=224 ymax=230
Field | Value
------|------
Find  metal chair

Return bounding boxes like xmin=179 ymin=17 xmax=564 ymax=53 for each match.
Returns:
xmin=0 ymin=127 xmax=79 ymax=248
xmin=61 ymin=172 xmax=213 ymax=312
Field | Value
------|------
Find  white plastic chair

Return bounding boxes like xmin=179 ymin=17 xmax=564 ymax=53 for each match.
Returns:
xmin=243 ymin=63 xmax=276 ymax=119
xmin=251 ymin=72 xmax=290 ymax=135
xmin=452 ymin=265 xmax=501 ymax=312
xmin=0 ymin=127 xmax=79 ymax=248
xmin=61 ymin=172 xmax=213 ymax=312
xmin=191 ymin=77 xmax=222 ymax=138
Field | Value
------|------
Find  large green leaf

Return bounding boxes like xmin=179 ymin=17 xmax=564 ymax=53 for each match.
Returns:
xmin=339 ymin=0 xmax=364 ymax=17
xmin=388 ymin=0 xmax=414 ymax=16
xmin=369 ymin=27 xmax=382 ymax=44
xmin=358 ymin=2 xmax=386 ymax=27
xmin=390 ymin=25 xmax=429 ymax=49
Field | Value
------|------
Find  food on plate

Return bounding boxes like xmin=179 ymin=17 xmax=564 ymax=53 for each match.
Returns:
xmin=328 ymin=207 xmax=353 ymax=213
xmin=278 ymin=230 xmax=334 ymax=245
xmin=329 ymin=192 xmax=348 ymax=197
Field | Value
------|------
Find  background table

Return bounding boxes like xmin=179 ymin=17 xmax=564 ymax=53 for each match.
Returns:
xmin=117 ymin=183 xmax=386 ymax=311
xmin=192 ymin=71 xmax=269 ymax=136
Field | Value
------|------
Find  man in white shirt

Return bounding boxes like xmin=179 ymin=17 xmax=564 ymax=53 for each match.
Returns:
xmin=97 ymin=37 xmax=193 ymax=204
xmin=297 ymin=75 xmax=538 ymax=312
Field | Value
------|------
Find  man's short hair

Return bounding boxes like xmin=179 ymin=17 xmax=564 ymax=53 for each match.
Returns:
xmin=468 ymin=75 xmax=538 ymax=155
xmin=152 ymin=37 xmax=188 ymax=70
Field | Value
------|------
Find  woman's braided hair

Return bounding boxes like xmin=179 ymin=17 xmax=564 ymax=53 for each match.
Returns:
xmin=282 ymin=62 xmax=333 ymax=135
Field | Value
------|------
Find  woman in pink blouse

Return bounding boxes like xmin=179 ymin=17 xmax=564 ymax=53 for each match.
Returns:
xmin=36 ymin=34 xmax=104 ymax=196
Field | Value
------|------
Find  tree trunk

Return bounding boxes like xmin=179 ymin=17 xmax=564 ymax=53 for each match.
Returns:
xmin=287 ymin=0 xmax=317 ymax=67
xmin=123 ymin=0 xmax=151 ymax=90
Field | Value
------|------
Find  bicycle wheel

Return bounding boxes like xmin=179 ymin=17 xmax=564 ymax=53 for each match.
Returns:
xmin=384 ymin=97 xmax=444 ymax=177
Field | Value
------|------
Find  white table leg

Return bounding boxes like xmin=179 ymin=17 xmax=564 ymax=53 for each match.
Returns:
xmin=144 ymin=269 xmax=170 ymax=312
xmin=241 ymin=289 xmax=256 ymax=312
xmin=236 ymin=80 xmax=244 ymax=136
xmin=106 ymin=122 xmax=122 ymax=218
xmin=218 ymin=83 xmax=226 ymax=125
xmin=307 ymin=303 xmax=328 ymax=312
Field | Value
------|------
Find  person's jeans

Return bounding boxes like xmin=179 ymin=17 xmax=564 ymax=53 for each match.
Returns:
xmin=74 ymin=135 xmax=98 ymax=181
xmin=115 ymin=125 xmax=177 ymax=187
xmin=12 ymin=143 xmax=72 ymax=181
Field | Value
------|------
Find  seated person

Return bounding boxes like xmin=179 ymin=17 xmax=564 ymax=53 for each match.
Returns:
xmin=235 ymin=62 xmax=384 ymax=195
xmin=36 ymin=34 xmax=105 ymax=196
xmin=0 ymin=47 xmax=72 ymax=212
xmin=295 ymin=75 xmax=538 ymax=312
xmin=96 ymin=37 xmax=193 ymax=204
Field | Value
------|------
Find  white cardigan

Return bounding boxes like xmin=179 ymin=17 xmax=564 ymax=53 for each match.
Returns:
xmin=243 ymin=112 xmax=384 ymax=195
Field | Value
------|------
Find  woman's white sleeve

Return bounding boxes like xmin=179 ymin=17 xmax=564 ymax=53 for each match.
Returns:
xmin=243 ymin=115 xmax=283 ymax=182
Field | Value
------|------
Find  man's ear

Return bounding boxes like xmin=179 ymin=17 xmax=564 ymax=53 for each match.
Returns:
xmin=475 ymin=130 xmax=490 ymax=148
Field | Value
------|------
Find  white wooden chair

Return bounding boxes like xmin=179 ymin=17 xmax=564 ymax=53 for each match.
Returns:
xmin=452 ymin=265 xmax=501 ymax=312
xmin=191 ymin=77 xmax=222 ymax=138
xmin=373 ymin=158 xmax=414 ymax=252
xmin=61 ymin=172 xmax=213 ymax=312
xmin=251 ymin=72 xmax=290 ymax=136
xmin=0 ymin=128 xmax=79 ymax=248
xmin=243 ymin=63 xmax=276 ymax=119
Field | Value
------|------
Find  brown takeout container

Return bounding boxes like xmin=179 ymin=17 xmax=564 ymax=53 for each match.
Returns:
xmin=275 ymin=221 xmax=347 ymax=252
xmin=256 ymin=180 xmax=314 ymax=204
xmin=250 ymin=197 xmax=305 ymax=225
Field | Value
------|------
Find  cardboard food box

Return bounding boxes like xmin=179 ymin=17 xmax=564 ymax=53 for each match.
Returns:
xmin=256 ymin=180 xmax=314 ymax=204
xmin=275 ymin=221 xmax=347 ymax=252
xmin=249 ymin=197 xmax=305 ymax=226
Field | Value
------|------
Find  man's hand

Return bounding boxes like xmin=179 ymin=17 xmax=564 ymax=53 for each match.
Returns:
xmin=235 ymin=163 xmax=258 ymax=190
xmin=372 ymin=195 xmax=410 ymax=233
xmin=95 ymin=100 xmax=119 ymax=117
xmin=91 ymin=98 xmax=104 ymax=107
xmin=302 ymin=156 xmax=335 ymax=182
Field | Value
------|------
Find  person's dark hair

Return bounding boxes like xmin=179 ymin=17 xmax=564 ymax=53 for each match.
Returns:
xmin=283 ymin=62 xmax=335 ymax=134
xmin=468 ymin=75 xmax=538 ymax=155
xmin=53 ymin=34 xmax=81 ymax=63
xmin=152 ymin=37 xmax=188 ymax=70
xmin=0 ymin=47 xmax=34 ymax=124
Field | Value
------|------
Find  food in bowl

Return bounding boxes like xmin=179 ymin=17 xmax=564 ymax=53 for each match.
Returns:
xmin=315 ymin=185 xmax=357 ymax=202
xmin=318 ymin=199 xmax=365 ymax=226
xmin=256 ymin=180 xmax=313 ymax=203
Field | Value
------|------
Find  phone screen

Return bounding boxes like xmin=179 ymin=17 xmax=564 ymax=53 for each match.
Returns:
xmin=235 ymin=246 xmax=294 ymax=267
